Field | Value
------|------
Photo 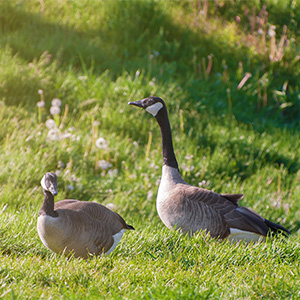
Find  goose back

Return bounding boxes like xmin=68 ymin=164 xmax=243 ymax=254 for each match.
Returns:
xmin=37 ymin=200 xmax=133 ymax=258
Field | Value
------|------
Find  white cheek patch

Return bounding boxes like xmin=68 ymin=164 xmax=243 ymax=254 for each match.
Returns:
xmin=41 ymin=175 xmax=48 ymax=191
xmin=145 ymin=102 xmax=163 ymax=116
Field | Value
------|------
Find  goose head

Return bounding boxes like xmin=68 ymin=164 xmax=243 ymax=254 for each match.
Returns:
xmin=128 ymin=96 xmax=165 ymax=117
xmin=41 ymin=172 xmax=58 ymax=196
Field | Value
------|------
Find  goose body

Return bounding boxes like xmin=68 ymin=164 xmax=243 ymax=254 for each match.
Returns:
xmin=37 ymin=173 xmax=134 ymax=258
xmin=129 ymin=96 xmax=290 ymax=242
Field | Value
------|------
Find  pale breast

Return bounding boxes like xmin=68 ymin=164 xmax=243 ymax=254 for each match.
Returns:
xmin=37 ymin=209 xmax=120 ymax=258
xmin=156 ymin=166 xmax=231 ymax=238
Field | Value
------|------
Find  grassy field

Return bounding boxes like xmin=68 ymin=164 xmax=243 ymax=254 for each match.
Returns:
xmin=0 ymin=0 xmax=299 ymax=299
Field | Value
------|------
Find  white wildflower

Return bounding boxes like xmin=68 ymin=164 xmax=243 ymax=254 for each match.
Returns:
xmin=61 ymin=132 xmax=72 ymax=139
xmin=45 ymin=119 xmax=56 ymax=129
xmin=51 ymin=98 xmax=62 ymax=107
xmin=50 ymin=106 xmax=60 ymax=115
xmin=268 ymin=25 xmax=276 ymax=37
xmin=55 ymin=170 xmax=61 ymax=176
xmin=108 ymin=169 xmax=118 ymax=177
xmin=38 ymin=89 xmax=43 ymax=95
xmin=97 ymin=160 xmax=112 ymax=170
xmin=135 ymin=69 xmax=141 ymax=77
xmin=182 ymin=163 xmax=194 ymax=172
xmin=95 ymin=137 xmax=109 ymax=150
xmin=106 ymin=203 xmax=117 ymax=211
xmin=185 ymin=154 xmax=194 ymax=160
xmin=37 ymin=100 xmax=45 ymax=108
xmin=93 ymin=120 xmax=100 ymax=126
xmin=258 ymin=28 xmax=264 ymax=35
xmin=47 ymin=128 xmax=60 ymax=141
xmin=198 ymin=180 xmax=207 ymax=187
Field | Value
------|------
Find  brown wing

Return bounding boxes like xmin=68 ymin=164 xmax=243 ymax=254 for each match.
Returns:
xmin=177 ymin=185 xmax=270 ymax=237
xmin=54 ymin=200 xmax=133 ymax=233
xmin=53 ymin=200 xmax=134 ymax=255
xmin=221 ymin=193 xmax=244 ymax=204
xmin=223 ymin=207 xmax=269 ymax=235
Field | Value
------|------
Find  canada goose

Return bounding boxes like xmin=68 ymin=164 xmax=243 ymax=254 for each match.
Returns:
xmin=37 ymin=172 xmax=134 ymax=258
xmin=129 ymin=96 xmax=290 ymax=242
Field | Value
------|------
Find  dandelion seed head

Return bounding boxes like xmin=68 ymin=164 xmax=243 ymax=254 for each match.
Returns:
xmin=97 ymin=160 xmax=112 ymax=170
xmin=45 ymin=119 xmax=56 ymax=129
xmin=95 ymin=137 xmax=109 ymax=150
xmin=47 ymin=128 xmax=60 ymax=141
xmin=185 ymin=154 xmax=194 ymax=160
xmin=55 ymin=170 xmax=61 ymax=176
xmin=61 ymin=132 xmax=72 ymax=139
xmin=268 ymin=26 xmax=276 ymax=37
xmin=108 ymin=169 xmax=118 ymax=177
xmin=50 ymin=106 xmax=61 ymax=115
xmin=51 ymin=98 xmax=62 ymax=107
xmin=106 ymin=203 xmax=117 ymax=211
xmin=258 ymin=28 xmax=264 ymax=35
xmin=37 ymin=100 xmax=45 ymax=108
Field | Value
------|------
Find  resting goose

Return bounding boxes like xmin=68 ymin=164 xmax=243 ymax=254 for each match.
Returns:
xmin=129 ymin=96 xmax=290 ymax=242
xmin=37 ymin=172 xmax=134 ymax=258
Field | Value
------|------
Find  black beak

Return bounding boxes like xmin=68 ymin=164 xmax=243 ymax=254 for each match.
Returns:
xmin=128 ymin=100 xmax=144 ymax=108
xmin=49 ymin=186 xmax=58 ymax=196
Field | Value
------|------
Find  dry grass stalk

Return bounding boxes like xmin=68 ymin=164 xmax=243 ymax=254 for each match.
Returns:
xmin=237 ymin=72 xmax=252 ymax=90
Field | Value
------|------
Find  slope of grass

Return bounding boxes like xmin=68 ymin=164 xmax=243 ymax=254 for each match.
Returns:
xmin=0 ymin=0 xmax=299 ymax=299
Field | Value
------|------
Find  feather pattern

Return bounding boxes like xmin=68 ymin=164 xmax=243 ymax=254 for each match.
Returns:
xmin=129 ymin=96 xmax=291 ymax=241
xmin=37 ymin=173 xmax=134 ymax=258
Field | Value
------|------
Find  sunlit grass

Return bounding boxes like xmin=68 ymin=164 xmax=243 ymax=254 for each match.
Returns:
xmin=0 ymin=0 xmax=299 ymax=299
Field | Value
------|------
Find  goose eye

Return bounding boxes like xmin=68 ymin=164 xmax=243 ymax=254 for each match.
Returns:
xmin=145 ymin=102 xmax=163 ymax=116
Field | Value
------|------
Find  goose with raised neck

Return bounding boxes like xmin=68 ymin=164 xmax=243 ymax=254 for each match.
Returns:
xmin=129 ymin=96 xmax=290 ymax=242
xmin=37 ymin=172 xmax=134 ymax=258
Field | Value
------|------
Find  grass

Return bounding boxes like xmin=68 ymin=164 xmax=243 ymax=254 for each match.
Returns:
xmin=0 ymin=0 xmax=299 ymax=299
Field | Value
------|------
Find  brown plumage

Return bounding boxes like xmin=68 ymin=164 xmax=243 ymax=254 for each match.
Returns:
xmin=37 ymin=172 xmax=134 ymax=258
xmin=129 ymin=96 xmax=290 ymax=242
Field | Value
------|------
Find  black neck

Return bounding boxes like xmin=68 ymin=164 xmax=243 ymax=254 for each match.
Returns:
xmin=39 ymin=190 xmax=58 ymax=217
xmin=155 ymin=107 xmax=179 ymax=170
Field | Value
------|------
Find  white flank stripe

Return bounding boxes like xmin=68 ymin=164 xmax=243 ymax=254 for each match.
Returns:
xmin=229 ymin=228 xmax=264 ymax=243
xmin=106 ymin=229 xmax=125 ymax=255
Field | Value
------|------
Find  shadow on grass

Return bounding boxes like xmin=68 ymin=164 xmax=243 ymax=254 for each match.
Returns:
xmin=0 ymin=1 xmax=299 ymax=183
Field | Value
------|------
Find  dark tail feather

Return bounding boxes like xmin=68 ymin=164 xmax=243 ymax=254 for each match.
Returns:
xmin=264 ymin=219 xmax=291 ymax=237
xmin=126 ymin=224 xmax=135 ymax=230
